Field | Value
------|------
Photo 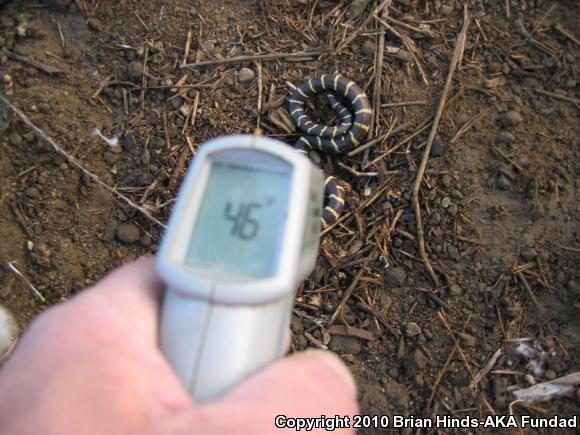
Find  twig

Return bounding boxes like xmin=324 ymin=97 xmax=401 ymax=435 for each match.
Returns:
xmin=254 ymin=60 xmax=263 ymax=131
xmin=182 ymin=28 xmax=193 ymax=66
xmin=5 ymin=261 xmax=46 ymax=303
xmin=383 ymin=15 xmax=436 ymax=38
xmin=372 ymin=3 xmax=391 ymax=139
xmin=533 ymin=88 xmax=580 ymax=105
xmin=7 ymin=51 xmax=64 ymax=75
xmin=517 ymin=272 xmax=543 ymax=312
xmin=469 ymin=348 xmax=503 ymax=389
xmin=0 ymin=96 xmax=166 ymax=228
xmin=554 ymin=23 xmax=580 ymax=46
xmin=181 ymin=50 xmax=322 ymax=68
xmin=328 ymin=267 xmax=366 ymax=326
xmin=381 ymin=100 xmax=426 ymax=108
xmin=335 ymin=0 xmax=390 ymax=52
xmin=411 ymin=8 xmax=470 ymax=287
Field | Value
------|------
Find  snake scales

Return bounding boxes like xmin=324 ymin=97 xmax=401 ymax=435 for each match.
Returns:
xmin=288 ymin=74 xmax=372 ymax=228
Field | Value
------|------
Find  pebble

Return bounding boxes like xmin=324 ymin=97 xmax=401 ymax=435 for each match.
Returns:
xmin=122 ymin=133 xmax=135 ymax=152
xmin=347 ymin=0 xmax=370 ymax=20
xmin=402 ymin=348 xmax=427 ymax=376
xmin=116 ymin=223 xmax=140 ymax=244
xmin=384 ymin=267 xmax=406 ymax=286
xmin=544 ymin=369 xmax=557 ymax=381
xmin=361 ymin=39 xmax=376 ymax=56
xmin=0 ymin=304 xmax=18 ymax=361
xmin=496 ymin=174 xmax=511 ymax=190
xmin=524 ymin=374 xmax=537 ymax=386
xmin=26 ymin=186 xmax=40 ymax=199
xmin=440 ymin=5 xmax=454 ymax=15
xmin=140 ymin=234 xmax=152 ymax=247
xmin=10 ymin=132 xmax=23 ymax=146
xmin=447 ymin=245 xmax=459 ymax=261
xmin=496 ymin=130 xmax=515 ymax=145
xmin=395 ymin=49 xmax=413 ymax=63
xmin=238 ymin=67 xmax=255 ymax=83
xmin=441 ymin=175 xmax=452 ymax=188
xmin=447 ymin=203 xmax=458 ymax=217
xmin=448 ymin=282 xmax=462 ymax=296
xmin=458 ymin=332 xmax=476 ymax=347
xmin=102 ymin=151 xmax=120 ymax=164
xmin=127 ymin=61 xmax=144 ymax=81
xmin=430 ymin=138 xmax=444 ymax=157
xmin=441 ymin=196 xmax=452 ymax=208
xmin=405 ymin=322 xmax=422 ymax=337
xmin=328 ymin=335 xmax=362 ymax=355
xmin=388 ymin=366 xmax=399 ymax=378
xmin=500 ymin=110 xmax=523 ymax=127
xmin=520 ymin=248 xmax=537 ymax=262
xmin=429 ymin=212 xmax=441 ymax=226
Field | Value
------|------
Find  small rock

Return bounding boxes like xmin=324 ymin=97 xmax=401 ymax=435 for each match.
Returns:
xmin=405 ymin=322 xmax=422 ymax=337
xmin=429 ymin=212 xmax=441 ymax=226
xmin=388 ymin=366 xmax=399 ymax=378
xmin=169 ymin=95 xmax=184 ymax=110
xmin=104 ymin=221 xmax=117 ymax=240
xmin=496 ymin=174 xmax=511 ymax=190
xmin=520 ymin=248 xmax=537 ymax=262
xmin=140 ymin=234 xmax=152 ymax=247
xmin=447 ymin=245 xmax=459 ymax=261
xmin=116 ymin=223 xmax=140 ymax=244
xmin=430 ymin=138 xmax=444 ymax=157
xmin=10 ymin=132 xmax=23 ymax=146
xmin=361 ymin=39 xmax=376 ymax=56
xmin=402 ymin=348 xmax=427 ymax=376
xmin=127 ymin=61 xmax=144 ymax=81
xmin=524 ymin=374 xmax=537 ymax=386
xmin=0 ymin=304 xmax=18 ymax=361
xmin=496 ymin=131 xmax=515 ymax=145
xmin=347 ymin=0 xmax=370 ymax=20
xmin=26 ymin=186 xmax=40 ymax=199
xmin=238 ymin=67 xmax=255 ymax=83
xmin=500 ymin=110 xmax=523 ymax=127
xmin=458 ymin=332 xmax=476 ymax=347
xmin=102 ymin=151 xmax=120 ymax=164
xmin=441 ymin=196 xmax=452 ymax=208
xmin=395 ymin=49 xmax=413 ymax=63
xmin=122 ymin=133 xmax=135 ymax=152
xmin=544 ymin=369 xmax=557 ymax=381
xmin=385 ymin=267 xmax=406 ymax=286
xmin=448 ymin=282 xmax=462 ymax=296
xmin=447 ymin=203 xmax=458 ymax=217
xmin=328 ymin=335 xmax=362 ymax=354
xmin=441 ymin=175 xmax=451 ymax=188
xmin=413 ymin=374 xmax=424 ymax=386
xmin=440 ymin=5 xmax=453 ymax=15
xmin=380 ymin=294 xmax=393 ymax=311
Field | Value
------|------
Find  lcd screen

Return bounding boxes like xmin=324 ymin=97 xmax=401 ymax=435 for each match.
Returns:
xmin=185 ymin=160 xmax=292 ymax=278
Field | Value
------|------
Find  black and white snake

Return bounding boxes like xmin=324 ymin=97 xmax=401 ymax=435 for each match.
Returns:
xmin=288 ymin=74 xmax=372 ymax=228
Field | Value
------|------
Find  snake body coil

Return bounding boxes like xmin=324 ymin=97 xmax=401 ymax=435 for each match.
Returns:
xmin=288 ymin=74 xmax=372 ymax=228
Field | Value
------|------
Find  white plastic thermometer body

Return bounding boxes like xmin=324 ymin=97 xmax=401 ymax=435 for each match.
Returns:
xmin=157 ymin=135 xmax=324 ymax=403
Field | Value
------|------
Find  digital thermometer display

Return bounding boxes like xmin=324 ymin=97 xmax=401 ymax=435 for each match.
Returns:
xmin=157 ymin=135 xmax=325 ymax=402
xmin=185 ymin=161 xmax=292 ymax=278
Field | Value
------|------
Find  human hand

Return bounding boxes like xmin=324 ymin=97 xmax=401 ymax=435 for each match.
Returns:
xmin=0 ymin=257 xmax=358 ymax=434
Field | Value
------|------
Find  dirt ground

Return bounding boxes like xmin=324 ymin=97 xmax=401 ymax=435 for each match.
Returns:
xmin=0 ymin=0 xmax=578 ymax=432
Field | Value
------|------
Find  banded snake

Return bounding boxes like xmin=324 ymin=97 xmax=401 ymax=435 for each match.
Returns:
xmin=288 ymin=74 xmax=372 ymax=228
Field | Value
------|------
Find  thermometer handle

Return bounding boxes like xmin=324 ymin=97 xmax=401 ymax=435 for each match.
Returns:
xmin=159 ymin=289 xmax=293 ymax=403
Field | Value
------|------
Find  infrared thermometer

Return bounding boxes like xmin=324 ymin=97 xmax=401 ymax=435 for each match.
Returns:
xmin=157 ymin=135 xmax=324 ymax=403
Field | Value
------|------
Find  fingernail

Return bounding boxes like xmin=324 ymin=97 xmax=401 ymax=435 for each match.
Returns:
xmin=305 ymin=350 xmax=357 ymax=394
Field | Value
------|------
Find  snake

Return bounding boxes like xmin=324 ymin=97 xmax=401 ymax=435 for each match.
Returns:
xmin=288 ymin=74 xmax=372 ymax=228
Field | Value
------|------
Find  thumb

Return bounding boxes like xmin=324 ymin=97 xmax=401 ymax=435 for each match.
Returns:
xmin=199 ymin=350 xmax=359 ymax=434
